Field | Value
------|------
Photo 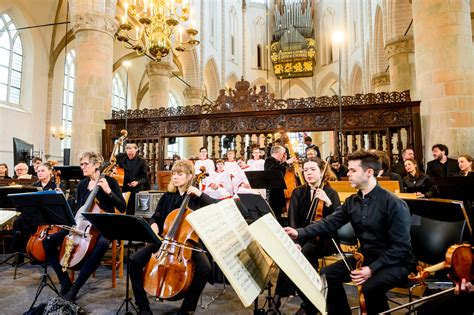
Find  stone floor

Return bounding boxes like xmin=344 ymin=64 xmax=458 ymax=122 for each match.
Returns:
xmin=0 ymin=254 xmax=411 ymax=315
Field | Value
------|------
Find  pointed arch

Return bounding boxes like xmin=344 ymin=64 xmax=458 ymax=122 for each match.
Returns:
xmin=349 ymin=63 xmax=363 ymax=95
xmin=281 ymin=79 xmax=312 ymax=98
xmin=373 ymin=6 xmax=388 ymax=73
xmin=203 ymin=57 xmax=220 ymax=100
xmin=225 ymin=72 xmax=239 ymax=90
xmin=250 ymin=77 xmax=275 ymax=94
xmin=318 ymin=72 xmax=341 ymax=96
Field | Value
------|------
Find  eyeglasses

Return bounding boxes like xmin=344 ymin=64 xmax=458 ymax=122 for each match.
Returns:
xmin=80 ymin=162 xmax=91 ymax=168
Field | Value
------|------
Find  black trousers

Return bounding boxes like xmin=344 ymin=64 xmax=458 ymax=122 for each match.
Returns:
xmin=130 ymin=243 xmax=211 ymax=312
xmin=43 ymin=229 xmax=111 ymax=292
xmin=314 ymin=256 xmax=409 ymax=315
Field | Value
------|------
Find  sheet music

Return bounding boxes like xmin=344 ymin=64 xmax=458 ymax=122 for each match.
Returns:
xmin=187 ymin=198 xmax=272 ymax=307
xmin=248 ymin=213 xmax=327 ymax=313
xmin=0 ymin=210 xmax=17 ymax=226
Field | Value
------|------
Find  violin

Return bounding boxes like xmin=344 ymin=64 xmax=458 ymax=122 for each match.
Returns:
xmin=381 ymin=244 xmax=473 ymax=314
xmin=58 ymin=130 xmax=127 ymax=271
xmin=306 ymin=156 xmax=331 ymax=223
xmin=26 ymin=170 xmax=63 ymax=262
xmin=143 ymin=170 xmax=207 ymax=300
xmin=331 ymin=238 xmax=367 ymax=314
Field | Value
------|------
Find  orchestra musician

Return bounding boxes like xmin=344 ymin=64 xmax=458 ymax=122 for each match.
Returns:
xmin=285 ymin=150 xmax=416 ymax=315
xmin=11 ymin=162 xmax=64 ymax=264
xmin=273 ymin=157 xmax=341 ymax=313
xmin=458 ymin=154 xmax=473 ymax=176
xmin=264 ymin=145 xmax=295 ymax=224
xmin=0 ymin=163 xmax=10 ymax=179
xmin=116 ymin=143 xmax=149 ymax=215
xmin=43 ymin=152 xmax=126 ymax=301
xmin=129 ymin=159 xmax=216 ymax=315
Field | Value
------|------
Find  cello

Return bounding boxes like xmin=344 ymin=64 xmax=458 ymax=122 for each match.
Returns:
xmin=26 ymin=170 xmax=62 ymax=262
xmin=380 ymin=244 xmax=473 ymax=314
xmin=143 ymin=170 xmax=207 ymax=300
xmin=58 ymin=130 xmax=127 ymax=271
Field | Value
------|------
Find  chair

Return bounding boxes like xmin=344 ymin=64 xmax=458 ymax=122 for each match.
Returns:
xmin=156 ymin=171 xmax=172 ymax=191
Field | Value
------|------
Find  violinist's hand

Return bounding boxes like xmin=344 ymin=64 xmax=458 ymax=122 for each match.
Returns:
xmin=315 ymin=188 xmax=332 ymax=207
xmin=284 ymin=227 xmax=298 ymax=240
xmin=98 ymin=177 xmax=112 ymax=195
xmin=209 ymin=183 xmax=218 ymax=190
xmin=455 ymin=279 xmax=473 ymax=295
xmin=187 ymin=186 xmax=202 ymax=197
xmin=415 ymin=192 xmax=425 ymax=198
xmin=128 ymin=181 xmax=139 ymax=188
xmin=351 ymin=266 xmax=372 ymax=285
xmin=286 ymin=157 xmax=296 ymax=165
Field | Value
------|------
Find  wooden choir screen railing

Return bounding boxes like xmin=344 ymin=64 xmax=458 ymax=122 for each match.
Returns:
xmin=103 ymin=80 xmax=422 ymax=186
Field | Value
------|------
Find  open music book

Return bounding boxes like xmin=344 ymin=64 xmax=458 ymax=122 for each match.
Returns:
xmin=186 ymin=199 xmax=326 ymax=312
xmin=0 ymin=210 xmax=17 ymax=227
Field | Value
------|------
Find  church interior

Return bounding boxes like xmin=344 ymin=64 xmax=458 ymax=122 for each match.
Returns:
xmin=0 ymin=0 xmax=473 ymax=314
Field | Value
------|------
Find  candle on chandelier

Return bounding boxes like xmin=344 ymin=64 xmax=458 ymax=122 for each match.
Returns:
xmin=124 ymin=2 xmax=129 ymax=22
xmin=135 ymin=26 xmax=140 ymax=39
xmin=179 ymin=28 xmax=184 ymax=42
xmin=144 ymin=0 xmax=148 ymax=13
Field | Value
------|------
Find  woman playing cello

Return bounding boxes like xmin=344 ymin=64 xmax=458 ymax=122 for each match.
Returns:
xmin=129 ymin=159 xmax=216 ymax=315
xmin=43 ymin=151 xmax=126 ymax=301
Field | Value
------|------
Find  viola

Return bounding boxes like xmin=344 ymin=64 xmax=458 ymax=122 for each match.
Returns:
xmin=331 ymin=238 xmax=367 ymax=314
xmin=58 ymin=130 xmax=127 ymax=271
xmin=26 ymin=170 xmax=63 ymax=262
xmin=143 ymin=170 xmax=207 ymax=300
xmin=306 ymin=155 xmax=332 ymax=223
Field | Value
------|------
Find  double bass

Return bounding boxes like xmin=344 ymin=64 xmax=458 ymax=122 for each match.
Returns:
xmin=26 ymin=170 xmax=62 ymax=262
xmin=279 ymin=130 xmax=305 ymax=209
xmin=143 ymin=170 xmax=207 ymax=300
xmin=58 ymin=130 xmax=127 ymax=271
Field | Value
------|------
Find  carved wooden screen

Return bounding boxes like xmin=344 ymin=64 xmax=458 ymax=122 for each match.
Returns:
xmin=104 ymin=83 xmax=421 ymax=186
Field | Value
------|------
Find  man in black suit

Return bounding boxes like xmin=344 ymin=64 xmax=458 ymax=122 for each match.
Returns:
xmin=304 ymin=136 xmax=321 ymax=158
xmin=116 ymin=143 xmax=149 ymax=214
xmin=426 ymin=144 xmax=460 ymax=178
xmin=264 ymin=145 xmax=295 ymax=224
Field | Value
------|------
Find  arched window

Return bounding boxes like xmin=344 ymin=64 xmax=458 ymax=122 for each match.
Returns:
xmin=112 ymin=72 xmax=127 ymax=112
xmin=0 ymin=13 xmax=23 ymax=105
xmin=62 ymin=50 xmax=75 ymax=150
xmin=167 ymin=92 xmax=183 ymax=157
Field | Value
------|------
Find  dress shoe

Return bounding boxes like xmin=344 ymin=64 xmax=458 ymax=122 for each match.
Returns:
xmin=138 ymin=304 xmax=153 ymax=315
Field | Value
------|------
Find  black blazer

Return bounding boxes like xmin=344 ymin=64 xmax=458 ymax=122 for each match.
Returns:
xmin=426 ymin=158 xmax=460 ymax=178
xmin=264 ymin=156 xmax=288 ymax=211
xmin=116 ymin=153 xmax=149 ymax=191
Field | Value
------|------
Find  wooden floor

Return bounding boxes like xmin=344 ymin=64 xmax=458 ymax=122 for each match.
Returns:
xmin=0 ymin=253 xmax=412 ymax=315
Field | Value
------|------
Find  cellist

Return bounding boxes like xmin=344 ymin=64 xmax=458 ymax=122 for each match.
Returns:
xmin=129 ymin=159 xmax=216 ymax=315
xmin=43 ymin=151 xmax=126 ymax=301
xmin=273 ymin=157 xmax=340 ymax=313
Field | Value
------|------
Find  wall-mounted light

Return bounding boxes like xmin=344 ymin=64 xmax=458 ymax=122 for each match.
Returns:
xmin=51 ymin=127 xmax=70 ymax=140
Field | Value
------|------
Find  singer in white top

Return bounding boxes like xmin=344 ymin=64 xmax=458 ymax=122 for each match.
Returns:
xmin=194 ymin=147 xmax=215 ymax=189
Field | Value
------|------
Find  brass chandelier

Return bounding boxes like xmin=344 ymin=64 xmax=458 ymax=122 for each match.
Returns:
xmin=116 ymin=0 xmax=200 ymax=61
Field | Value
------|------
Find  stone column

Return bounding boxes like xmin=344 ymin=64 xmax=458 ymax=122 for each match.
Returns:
xmin=372 ymin=73 xmax=391 ymax=93
xmin=146 ymin=61 xmax=172 ymax=108
xmin=413 ymin=0 xmax=474 ymax=158
xmin=385 ymin=35 xmax=417 ymax=98
xmin=183 ymin=86 xmax=202 ymax=106
xmin=70 ymin=0 xmax=117 ymax=160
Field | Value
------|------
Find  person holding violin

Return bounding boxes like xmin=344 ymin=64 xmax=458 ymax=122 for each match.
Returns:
xmin=43 ymin=151 xmax=126 ymax=302
xmin=129 ymin=159 xmax=216 ymax=315
xmin=116 ymin=143 xmax=149 ymax=215
xmin=285 ymin=150 xmax=416 ymax=315
xmin=274 ymin=157 xmax=341 ymax=313
xmin=264 ymin=145 xmax=296 ymax=224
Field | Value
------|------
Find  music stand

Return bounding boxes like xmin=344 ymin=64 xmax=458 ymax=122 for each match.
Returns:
xmin=244 ymin=170 xmax=287 ymax=190
xmin=82 ymin=213 xmax=161 ymax=315
xmin=237 ymin=193 xmax=274 ymax=223
xmin=7 ymin=190 xmax=75 ymax=310
xmin=53 ymin=166 xmax=85 ymax=191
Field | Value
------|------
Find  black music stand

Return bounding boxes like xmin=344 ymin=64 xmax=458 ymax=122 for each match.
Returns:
xmin=82 ymin=213 xmax=161 ymax=315
xmin=237 ymin=193 xmax=274 ymax=222
xmin=7 ymin=190 xmax=75 ymax=310
xmin=53 ymin=166 xmax=85 ymax=191
xmin=244 ymin=170 xmax=287 ymax=190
